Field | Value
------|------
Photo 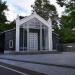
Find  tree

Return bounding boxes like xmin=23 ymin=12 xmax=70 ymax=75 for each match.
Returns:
xmin=9 ymin=20 xmax=16 ymax=29
xmin=0 ymin=0 xmax=7 ymax=32
xmin=31 ymin=0 xmax=59 ymax=29
xmin=0 ymin=0 xmax=16 ymax=32
xmin=0 ymin=0 xmax=7 ymax=23
xmin=56 ymin=0 xmax=75 ymax=43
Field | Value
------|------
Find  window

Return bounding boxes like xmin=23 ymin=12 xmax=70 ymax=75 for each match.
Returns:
xmin=9 ymin=40 xmax=13 ymax=48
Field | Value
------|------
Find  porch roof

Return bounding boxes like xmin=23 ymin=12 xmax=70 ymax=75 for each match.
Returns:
xmin=16 ymin=12 xmax=52 ymax=28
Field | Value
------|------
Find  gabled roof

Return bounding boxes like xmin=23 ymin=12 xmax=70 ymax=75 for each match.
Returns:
xmin=16 ymin=12 xmax=52 ymax=27
xmin=1 ymin=28 xmax=16 ymax=34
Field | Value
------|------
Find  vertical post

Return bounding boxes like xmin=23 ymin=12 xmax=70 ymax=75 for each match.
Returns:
xmin=48 ymin=27 xmax=52 ymax=51
xmin=48 ymin=18 xmax=52 ymax=51
xmin=16 ymin=15 xmax=20 ymax=52
xmin=16 ymin=25 xmax=20 ymax=52
xmin=27 ymin=24 xmax=29 ymax=51
xmin=40 ymin=25 xmax=42 ymax=50
xmin=44 ymin=26 xmax=47 ymax=50
xmin=44 ymin=26 xmax=48 ymax=50
xmin=23 ymin=27 xmax=24 ymax=51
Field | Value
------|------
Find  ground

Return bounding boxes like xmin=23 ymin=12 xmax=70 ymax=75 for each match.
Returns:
xmin=0 ymin=52 xmax=75 ymax=75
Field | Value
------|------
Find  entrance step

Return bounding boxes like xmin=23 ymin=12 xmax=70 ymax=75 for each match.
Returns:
xmin=4 ymin=51 xmax=61 ymax=55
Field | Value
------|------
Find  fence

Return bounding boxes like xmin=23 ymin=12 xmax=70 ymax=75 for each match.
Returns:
xmin=56 ymin=43 xmax=75 ymax=52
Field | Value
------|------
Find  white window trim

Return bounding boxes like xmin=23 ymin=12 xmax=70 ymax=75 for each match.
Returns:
xmin=9 ymin=40 xmax=13 ymax=48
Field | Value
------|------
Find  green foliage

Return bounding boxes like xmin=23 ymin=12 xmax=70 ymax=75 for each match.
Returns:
xmin=0 ymin=0 xmax=16 ymax=33
xmin=0 ymin=0 xmax=7 ymax=33
xmin=60 ymin=15 xmax=75 ymax=29
xmin=59 ymin=15 xmax=75 ymax=43
xmin=56 ymin=0 xmax=75 ymax=43
xmin=0 ymin=22 xmax=15 ymax=32
xmin=59 ymin=28 xmax=75 ymax=43
xmin=0 ymin=0 xmax=7 ymax=23
xmin=9 ymin=20 xmax=16 ymax=29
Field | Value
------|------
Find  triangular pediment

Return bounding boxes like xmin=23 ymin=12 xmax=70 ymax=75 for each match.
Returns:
xmin=16 ymin=13 xmax=51 ymax=27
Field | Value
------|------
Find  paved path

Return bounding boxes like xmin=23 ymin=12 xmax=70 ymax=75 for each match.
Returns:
xmin=0 ymin=62 xmax=45 ymax=75
xmin=0 ymin=66 xmax=21 ymax=75
xmin=0 ymin=52 xmax=75 ymax=74
xmin=0 ymin=52 xmax=75 ymax=67
xmin=0 ymin=59 xmax=75 ymax=75
xmin=0 ymin=62 xmax=28 ymax=75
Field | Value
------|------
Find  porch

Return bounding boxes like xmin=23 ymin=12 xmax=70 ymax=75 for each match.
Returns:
xmin=19 ymin=21 xmax=49 ymax=51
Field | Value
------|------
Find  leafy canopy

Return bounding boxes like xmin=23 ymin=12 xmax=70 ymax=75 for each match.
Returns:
xmin=0 ymin=0 xmax=16 ymax=32
xmin=57 ymin=0 xmax=75 ymax=43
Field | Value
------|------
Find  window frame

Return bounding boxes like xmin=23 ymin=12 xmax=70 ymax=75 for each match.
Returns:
xmin=9 ymin=40 xmax=13 ymax=48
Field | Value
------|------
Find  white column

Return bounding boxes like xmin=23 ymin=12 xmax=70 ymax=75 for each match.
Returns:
xmin=16 ymin=25 xmax=20 ymax=52
xmin=48 ymin=18 xmax=53 ymax=51
xmin=23 ymin=27 xmax=24 ymax=51
xmin=16 ymin=15 xmax=20 ymax=52
xmin=48 ymin=27 xmax=52 ymax=51
xmin=40 ymin=25 xmax=42 ymax=50
xmin=27 ymin=24 xmax=29 ymax=51
xmin=44 ymin=27 xmax=48 ymax=50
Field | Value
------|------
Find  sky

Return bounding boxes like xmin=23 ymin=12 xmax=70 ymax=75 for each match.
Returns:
xmin=3 ymin=0 xmax=65 ymax=21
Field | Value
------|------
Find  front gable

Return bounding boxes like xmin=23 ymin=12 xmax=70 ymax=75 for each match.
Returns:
xmin=20 ymin=18 xmax=47 ymax=29
xmin=16 ymin=13 xmax=51 ymax=28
